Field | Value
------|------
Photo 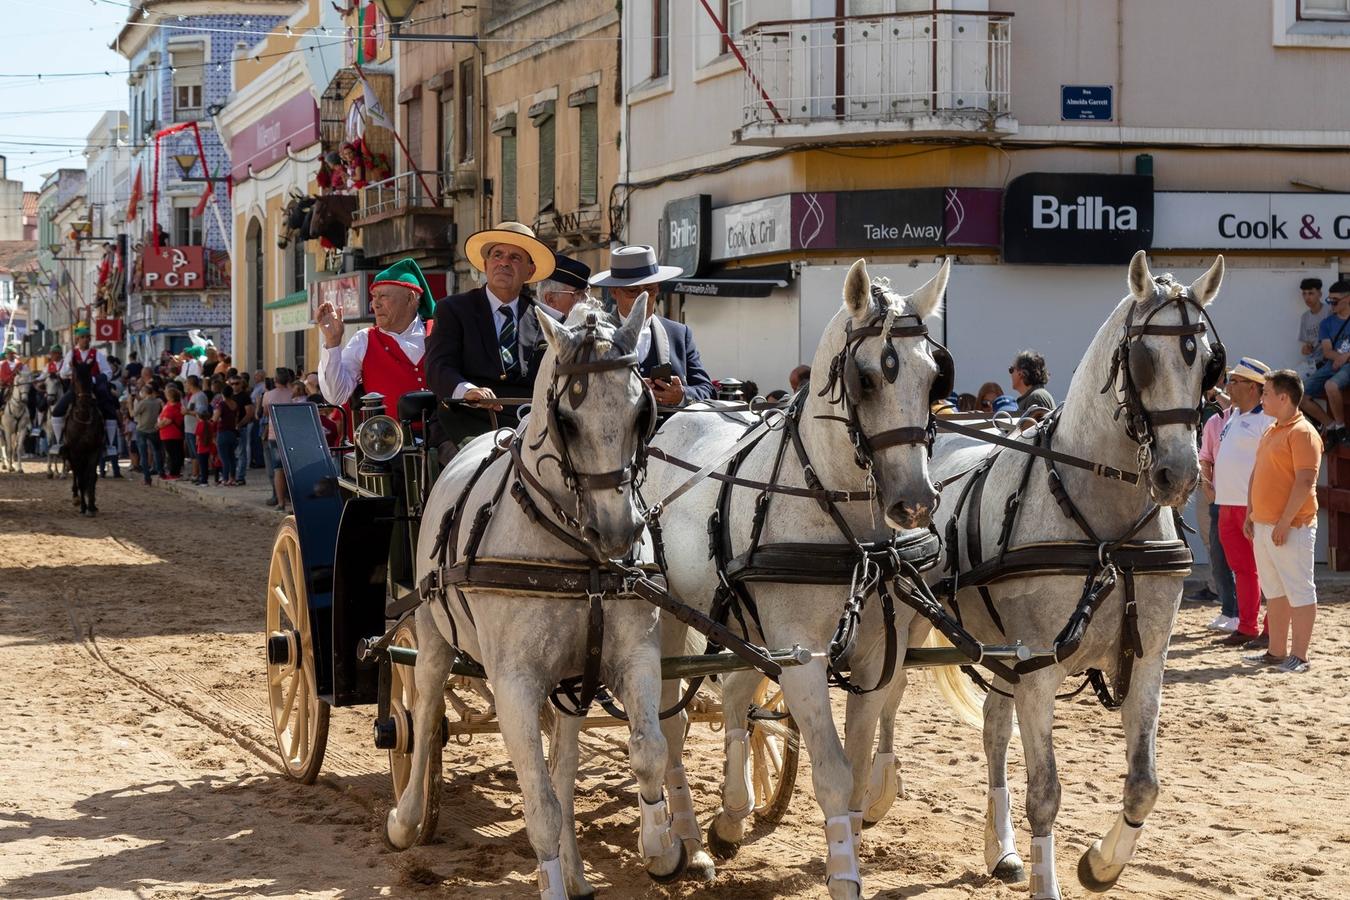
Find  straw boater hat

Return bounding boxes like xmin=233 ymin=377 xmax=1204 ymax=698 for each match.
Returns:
xmin=464 ymin=221 xmax=555 ymax=283
xmin=1228 ymin=357 xmax=1271 ymax=385
xmin=589 ymin=245 xmax=683 ymax=288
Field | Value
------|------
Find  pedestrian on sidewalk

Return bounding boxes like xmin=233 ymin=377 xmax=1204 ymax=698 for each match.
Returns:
xmin=228 ymin=374 xmax=255 ymax=485
xmin=1197 ymin=377 xmax=1238 ymax=625
xmin=193 ymin=411 xmax=214 ymax=485
xmin=131 ymin=384 xmax=164 ymax=486
xmin=156 ymin=385 xmax=185 ymax=480
xmin=261 ymin=368 xmax=295 ymax=510
xmin=1213 ymin=358 xmax=1275 ymax=649
xmin=1244 ymin=370 xmax=1323 ymax=673
xmin=214 ymin=384 xmax=241 ymax=486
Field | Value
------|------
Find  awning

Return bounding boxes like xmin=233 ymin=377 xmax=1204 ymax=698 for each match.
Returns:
xmin=265 ymin=290 xmax=308 ymax=310
xmin=662 ymin=263 xmax=793 ymax=299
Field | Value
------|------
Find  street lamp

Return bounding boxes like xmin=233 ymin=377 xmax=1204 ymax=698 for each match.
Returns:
xmin=371 ymin=0 xmax=477 ymax=42
xmin=174 ymin=153 xmax=198 ymax=178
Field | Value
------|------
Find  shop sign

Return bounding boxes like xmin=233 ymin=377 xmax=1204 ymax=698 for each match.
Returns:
xmin=94 ymin=318 xmax=124 ymax=342
xmin=659 ymin=194 xmax=712 ymax=276
xmin=944 ymin=188 xmax=1002 ymax=247
xmin=308 ymin=271 xmax=370 ymax=322
xmin=834 ymin=189 xmax=945 ymax=248
xmin=272 ymin=304 xmax=311 ymax=334
xmin=711 ymin=195 xmax=792 ymax=261
xmin=143 ymin=246 xmax=207 ymax=290
xmin=1154 ymin=192 xmax=1350 ymax=250
xmin=1003 ymin=173 xmax=1153 ymax=264
xmin=230 ymin=91 xmax=320 ymax=182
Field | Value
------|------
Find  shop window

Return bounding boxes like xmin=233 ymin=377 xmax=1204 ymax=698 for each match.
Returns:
xmin=529 ymin=99 xmax=555 ymax=214
xmin=171 ymin=46 xmax=204 ymax=121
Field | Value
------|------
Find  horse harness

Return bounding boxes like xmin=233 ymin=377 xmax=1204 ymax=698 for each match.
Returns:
xmin=939 ymin=282 xmax=1219 ymax=708
xmin=418 ymin=313 xmax=778 ymax=719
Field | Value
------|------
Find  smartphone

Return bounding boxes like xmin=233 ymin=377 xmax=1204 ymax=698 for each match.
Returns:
xmin=648 ymin=363 xmax=673 ymax=382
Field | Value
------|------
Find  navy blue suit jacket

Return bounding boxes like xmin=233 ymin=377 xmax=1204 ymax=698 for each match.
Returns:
xmin=642 ymin=316 xmax=715 ymax=403
xmin=425 ymin=287 xmax=542 ymax=401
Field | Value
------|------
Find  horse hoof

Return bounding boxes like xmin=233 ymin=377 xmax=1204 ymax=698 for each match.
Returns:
xmin=705 ymin=819 xmax=741 ymax=861
xmin=1077 ymin=847 xmax=1122 ymax=893
xmin=992 ymin=854 xmax=1026 ymax=884
xmin=683 ymin=845 xmax=716 ymax=882
xmin=646 ymin=837 xmax=688 ymax=885
xmin=383 ymin=810 xmax=418 ymax=851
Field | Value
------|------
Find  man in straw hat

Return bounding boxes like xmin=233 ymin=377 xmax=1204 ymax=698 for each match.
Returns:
xmin=425 ymin=221 xmax=556 ymax=452
xmin=317 ymin=257 xmax=435 ymax=421
xmin=590 ymin=244 xmax=714 ymax=407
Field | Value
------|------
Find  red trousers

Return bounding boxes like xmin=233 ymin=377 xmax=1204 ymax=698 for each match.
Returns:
xmin=1218 ymin=505 xmax=1263 ymax=636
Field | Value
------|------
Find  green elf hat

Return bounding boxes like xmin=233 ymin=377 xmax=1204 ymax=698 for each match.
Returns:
xmin=371 ymin=258 xmax=434 ymax=320
xmin=74 ymin=322 xmax=92 ymax=337
xmin=183 ymin=345 xmax=205 ymax=359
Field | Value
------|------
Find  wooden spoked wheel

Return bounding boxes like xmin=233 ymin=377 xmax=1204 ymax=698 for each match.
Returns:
xmin=749 ymin=677 xmax=799 ymax=825
xmin=387 ymin=619 xmax=442 ymax=844
xmin=265 ymin=517 xmax=330 ymax=784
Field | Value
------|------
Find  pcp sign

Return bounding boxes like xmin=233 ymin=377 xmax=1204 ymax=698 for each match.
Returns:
xmin=142 ymin=246 xmax=206 ymax=290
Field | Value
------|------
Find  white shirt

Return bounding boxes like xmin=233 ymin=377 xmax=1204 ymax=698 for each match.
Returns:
xmin=59 ymin=347 xmax=111 ymax=379
xmin=181 ymin=358 xmax=203 ymax=379
xmin=318 ymin=316 xmax=426 ymax=408
xmin=454 ymin=286 xmax=520 ymax=400
xmin=1214 ymin=405 xmax=1274 ymax=507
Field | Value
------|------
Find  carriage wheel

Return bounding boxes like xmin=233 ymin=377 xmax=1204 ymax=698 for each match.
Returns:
xmin=387 ymin=619 xmax=442 ymax=842
xmin=265 ymin=516 xmax=330 ymax=784
xmin=749 ymin=678 xmax=799 ymax=825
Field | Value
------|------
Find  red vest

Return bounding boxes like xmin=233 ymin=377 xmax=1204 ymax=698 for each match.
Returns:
xmin=363 ymin=327 xmax=426 ymax=420
xmin=72 ymin=347 xmax=101 ymax=376
xmin=0 ymin=360 xmax=16 ymax=386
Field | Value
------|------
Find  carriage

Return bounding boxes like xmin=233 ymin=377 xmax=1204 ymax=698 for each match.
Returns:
xmin=262 ymin=390 xmax=809 ymax=825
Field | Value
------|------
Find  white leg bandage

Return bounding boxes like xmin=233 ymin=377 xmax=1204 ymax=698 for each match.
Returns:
xmin=863 ymin=750 xmax=899 ymax=822
xmin=1096 ymin=812 xmax=1144 ymax=867
xmin=665 ymin=766 xmax=701 ymax=843
xmin=52 ymin=416 xmax=64 ymax=444
xmin=849 ymin=809 xmax=863 ymax=850
xmin=637 ymin=794 xmax=675 ymax=860
xmin=824 ymin=814 xmax=862 ymax=888
xmin=985 ymin=786 xmax=1019 ymax=872
xmin=537 ymin=856 xmax=565 ymax=900
xmin=723 ymin=728 xmax=753 ymax=820
xmin=1030 ymin=834 xmax=1061 ymax=900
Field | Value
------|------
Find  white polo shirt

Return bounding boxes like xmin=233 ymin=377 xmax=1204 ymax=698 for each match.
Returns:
xmin=1213 ymin=405 xmax=1274 ymax=507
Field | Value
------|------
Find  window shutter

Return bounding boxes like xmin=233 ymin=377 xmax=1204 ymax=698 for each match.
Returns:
xmin=501 ymin=134 xmax=517 ymax=221
xmin=578 ymin=103 xmax=598 ymax=206
xmin=537 ymin=116 xmax=555 ymax=212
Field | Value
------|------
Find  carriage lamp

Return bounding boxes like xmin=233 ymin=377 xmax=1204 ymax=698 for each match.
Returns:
xmin=357 ymin=415 xmax=404 ymax=462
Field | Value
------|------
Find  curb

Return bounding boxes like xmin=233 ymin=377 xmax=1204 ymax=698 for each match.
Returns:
xmin=155 ymin=476 xmax=286 ymax=523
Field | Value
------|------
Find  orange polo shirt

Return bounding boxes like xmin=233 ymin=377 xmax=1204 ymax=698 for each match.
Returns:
xmin=1249 ymin=412 xmax=1322 ymax=527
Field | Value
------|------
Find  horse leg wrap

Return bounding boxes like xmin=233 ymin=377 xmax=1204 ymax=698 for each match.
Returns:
xmin=824 ymin=814 xmax=862 ymax=889
xmin=863 ymin=751 xmax=899 ymax=822
xmin=665 ymin=766 xmax=701 ymax=844
xmin=52 ymin=416 xmax=64 ymax=444
xmin=637 ymin=794 xmax=675 ymax=860
xmin=536 ymin=857 xmax=566 ymax=900
xmin=1030 ymin=834 xmax=1061 ymax=900
xmin=985 ymin=786 xmax=1019 ymax=872
xmin=848 ymin=810 xmax=863 ymax=850
xmin=1096 ymin=812 xmax=1144 ymax=867
xmin=723 ymin=729 xmax=753 ymax=820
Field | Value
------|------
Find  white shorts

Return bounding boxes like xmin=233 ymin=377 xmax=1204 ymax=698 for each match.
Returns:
xmin=1251 ymin=522 xmax=1318 ymax=607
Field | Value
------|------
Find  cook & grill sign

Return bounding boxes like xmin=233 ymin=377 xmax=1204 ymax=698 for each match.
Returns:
xmin=1002 ymin=173 xmax=1153 ymax=265
xmin=711 ymin=195 xmax=792 ymax=261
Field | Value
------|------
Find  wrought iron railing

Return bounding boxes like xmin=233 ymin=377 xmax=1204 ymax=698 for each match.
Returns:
xmin=358 ymin=170 xmax=445 ymax=218
xmin=741 ymin=10 xmax=1012 ymax=128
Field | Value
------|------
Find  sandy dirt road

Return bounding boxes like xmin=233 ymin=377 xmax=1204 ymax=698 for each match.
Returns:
xmin=2 ymin=471 xmax=1349 ymax=899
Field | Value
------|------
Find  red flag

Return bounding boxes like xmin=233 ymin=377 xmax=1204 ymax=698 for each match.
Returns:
xmin=126 ymin=166 xmax=142 ymax=222
xmin=191 ymin=184 xmax=212 ymax=218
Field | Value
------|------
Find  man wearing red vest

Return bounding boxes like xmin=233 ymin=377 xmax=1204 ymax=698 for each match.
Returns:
xmin=317 ymin=257 xmax=433 ymax=420
xmin=0 ymin=345 xmax=24 ymax=388
xmin=59 ymin=324 xmax=111 ymax=379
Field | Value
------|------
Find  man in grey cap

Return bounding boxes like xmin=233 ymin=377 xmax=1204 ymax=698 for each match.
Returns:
xmin=591 ymin=245 xmax=714 ymax=407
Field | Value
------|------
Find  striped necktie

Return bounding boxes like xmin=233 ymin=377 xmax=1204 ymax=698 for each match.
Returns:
xmin=498 ymin=305 xmax=517 ymax=373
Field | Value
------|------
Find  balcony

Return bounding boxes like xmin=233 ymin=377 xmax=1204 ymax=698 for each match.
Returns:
xmin=737 ymin=10 xmax=1016 ymax=146
xmin=352 ymin=170 xmax=456 ymax=267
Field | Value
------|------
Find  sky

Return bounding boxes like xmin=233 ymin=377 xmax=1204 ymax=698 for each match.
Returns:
xmin=0 ymin=0 xmax=145 ymax=191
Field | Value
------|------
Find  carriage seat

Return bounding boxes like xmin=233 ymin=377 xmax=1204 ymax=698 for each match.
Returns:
xmin=397 ymin=390 xmax=438 ymax=423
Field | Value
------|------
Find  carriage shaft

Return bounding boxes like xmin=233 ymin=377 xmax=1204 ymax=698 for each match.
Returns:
xmin=382 ymin=645 xmax=813 ymax=680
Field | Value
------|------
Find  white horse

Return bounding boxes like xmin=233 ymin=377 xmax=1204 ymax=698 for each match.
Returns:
xmin=643 ymin=258 xmax=951 ymax=899
xmin=868 ymin=251 xmax=1224 ymax=899
xmin=43 ymin=374 xmax=67 ymax=480
xmin=0 ymin=375 xmax=34 ymax=473
xmin=391 ymin=296 xmax=687 ymax=898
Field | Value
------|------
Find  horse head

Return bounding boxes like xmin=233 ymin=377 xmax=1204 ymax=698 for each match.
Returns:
xmin=70 ymin=362 xmax=94 ymax=395
xmin=809 ymin=258 xmax=952 ymax=530
xmin=528 ymin=295 xmax=653 ymax=559
xmin=1113 ymin=250 xmax=1225 ymax=506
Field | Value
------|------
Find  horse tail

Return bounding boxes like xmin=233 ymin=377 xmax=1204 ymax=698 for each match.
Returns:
xmin=922 ymin=628 xmax=987 ymax=729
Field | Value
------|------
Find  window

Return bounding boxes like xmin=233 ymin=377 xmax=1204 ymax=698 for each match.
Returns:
xmin=291 ymin=238 xmax=306 ymax=294
xmin=652 ymin=0 xmax=670 ymax=78
xmin=173 ymin=205 xmax=203 ymax=246
xmin=569 ymin=87 xmax=599 ymax=207
xmin=529 ymin=100 xmax=555 ymax=213
xmin=458 ymin=60 xmax=475 ymax=163
xmin=492 ymin=113 xmax=517 ymax=221
xmin=722 ymin=0 xmax=745 ymax=53
xmin=171 ymin=46 xmax=204 ymax=121
xmin=438 ymin=87 xmax=455 ymax=179
xmin=1301 ymin=0 xmax=1350 ymax=18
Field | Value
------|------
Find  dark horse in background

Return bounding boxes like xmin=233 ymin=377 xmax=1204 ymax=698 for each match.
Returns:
xmin=64 ymin=363 xmax=104 ymax=516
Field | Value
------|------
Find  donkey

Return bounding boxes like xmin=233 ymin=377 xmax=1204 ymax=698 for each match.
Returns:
xmin=62 ymin=363 xmax=105 ymax=515
xmin=643 ymin=259 xmax=951 ymax=899
xmin=872 ymin=251 xmax=1224 ymax=899
xmin=392 ymin=296 xmax=686 ymax=898
xmin=0 ymin=376 xmax=33 ymax=473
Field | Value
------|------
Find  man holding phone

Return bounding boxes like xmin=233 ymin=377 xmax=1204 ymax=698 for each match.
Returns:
xmin=589 ymin=245 xmax=714 ymax=407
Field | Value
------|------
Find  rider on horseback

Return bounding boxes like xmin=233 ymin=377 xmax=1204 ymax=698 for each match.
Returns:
xmin=51 ymin=324 xmax=119 ymax=458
